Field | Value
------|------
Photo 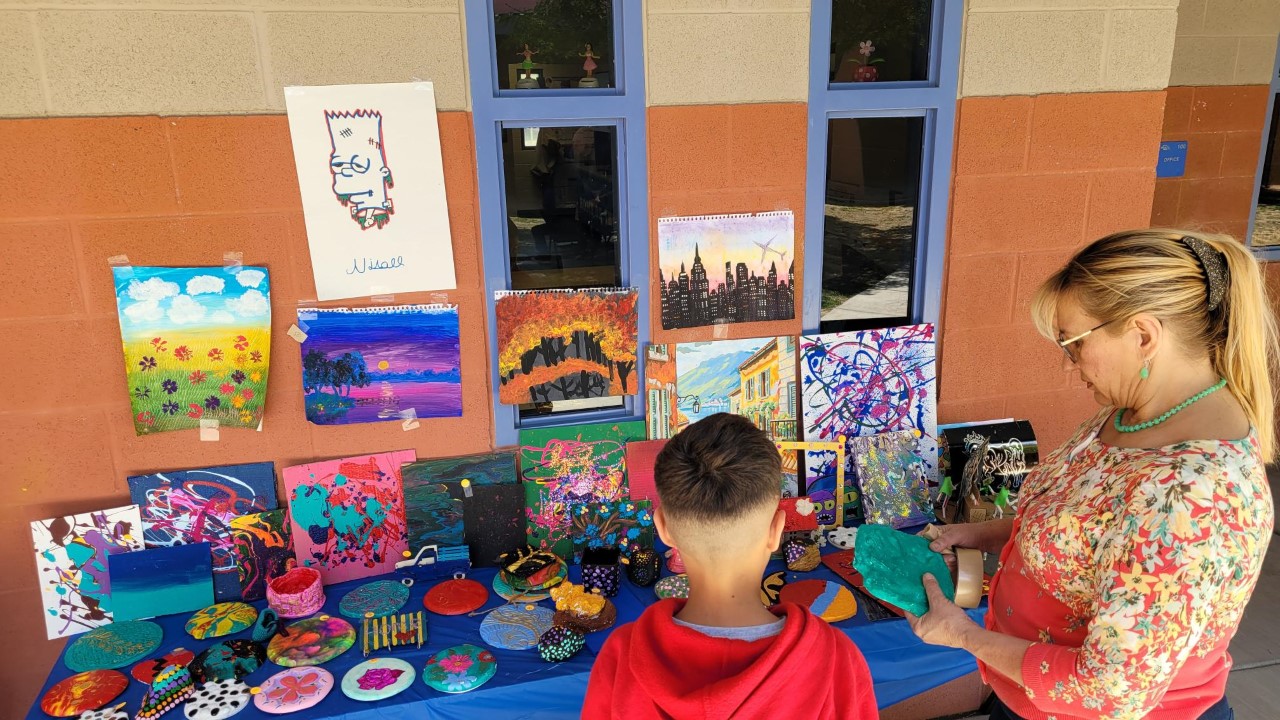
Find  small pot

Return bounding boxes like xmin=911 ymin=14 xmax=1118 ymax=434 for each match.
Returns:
xmin=854 ymin=65 xmax=878 ymax=82
xmin=580 ymin=547 xmax=621 ymax=598
xmin=626 ymin=548 xmax=661 ymax=587
xmin=266 ymin=567 xmax=324 ymax=618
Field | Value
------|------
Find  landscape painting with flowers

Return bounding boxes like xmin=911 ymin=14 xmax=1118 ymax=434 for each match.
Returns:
xmin=112 ymin=266 xmax=272 ymax=435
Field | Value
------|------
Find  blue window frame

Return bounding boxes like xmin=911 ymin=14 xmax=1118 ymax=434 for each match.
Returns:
xmin=1246 ymin=40 xmax=1280 ymax=259
xmin=466 ymin=1 xmax=649 ymax=447
xmin=803 ymin=1 xmax=963 ymax=332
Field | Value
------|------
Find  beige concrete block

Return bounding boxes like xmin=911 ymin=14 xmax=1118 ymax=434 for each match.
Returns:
xmin=648 ymin=0 xmax=730 ymax=11
xmin=38 ymin=10 xmax=264 ymax=115
xmin=1169 ymin=36 xmax=1242 ymax=86
xmin=0 ymin=13 xmax=45 ymax=117
xmin=1235 ymin=34 xmax=1280 ymax=84
xmin=1175 ymin=0 xmax=1207 ymax=35
xmin=961 ymin=11 xmax=1107 ymax=97
xmin=265 ymin=12 xmax=468 ymax=111
xmin=730 ymin=0 xmax=810 ymax=9
xmin=1201 ymin=0 xmax=1280 ymax=37
xmin=1103 ymin=9 xmax=1177 ymax=91
xmin=2 ymin=0 xmax=456 ymax=5
xmin=647 ymin=12 xmax=808 ymax=105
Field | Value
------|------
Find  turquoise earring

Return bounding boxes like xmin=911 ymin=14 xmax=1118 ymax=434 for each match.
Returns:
xmin=1140 ymin=361 xmax=1150 ymax=380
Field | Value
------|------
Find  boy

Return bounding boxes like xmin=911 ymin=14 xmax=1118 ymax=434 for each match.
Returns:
xmin=583 ymin=413 xmax=878 ymax=719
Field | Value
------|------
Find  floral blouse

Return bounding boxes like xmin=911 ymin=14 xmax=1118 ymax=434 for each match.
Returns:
xmin=984 ymin=409 xmax=1273 ymax=720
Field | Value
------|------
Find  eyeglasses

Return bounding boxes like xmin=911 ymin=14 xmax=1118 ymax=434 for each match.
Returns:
xmin=1057 ymin=321 xmax=1111 ymax=364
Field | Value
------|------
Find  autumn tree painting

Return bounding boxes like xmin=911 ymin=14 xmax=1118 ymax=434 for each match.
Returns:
xmin=495 ymin=289 xmax=639 ymax=404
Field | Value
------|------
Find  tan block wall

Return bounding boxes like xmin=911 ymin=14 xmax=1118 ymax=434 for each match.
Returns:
xmin=1169 ymin=0 xmax=1280 ymax=86
xmin=0 ymin=0 xmax=469 ymax=117
xmin=961 ymin=0 xmax=1179 ymax=97
xmin=645 ymin=0 xmax=810 ymax=106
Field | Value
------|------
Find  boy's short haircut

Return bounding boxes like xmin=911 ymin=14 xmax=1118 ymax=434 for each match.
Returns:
xmin=654 ymin=413 xmax=782 ymax=523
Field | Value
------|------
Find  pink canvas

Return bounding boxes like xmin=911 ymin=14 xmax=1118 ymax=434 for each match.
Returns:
xmin=282 ymin=450 xmax=416 ymax=585
xmin=624 ymin=440 xmax=666 ymax=509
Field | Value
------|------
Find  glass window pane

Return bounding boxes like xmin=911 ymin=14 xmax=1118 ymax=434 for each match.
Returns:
xmin=1254 ymin=93 xmax=1280 ymax=247
xmin=494 ymin=0 xmax=615 ymax=90
xmin=829 ymin=0 xmax=933 ymax=84
xmin=820 ymin=117 xmax=923 ymax=331
xmin=502 ymin=124 xmax=624 ymax=419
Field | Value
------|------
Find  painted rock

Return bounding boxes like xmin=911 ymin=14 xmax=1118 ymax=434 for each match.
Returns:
xmin=537 ymin=626 xmax=585 ymax=663
xmin=653 ymin=574 xmax=689 ymax=600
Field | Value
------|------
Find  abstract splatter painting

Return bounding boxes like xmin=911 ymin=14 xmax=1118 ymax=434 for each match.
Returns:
xmin=848 ymin=431 xmax=936 ymax=529
xmin=299 ymin=305 xmax=461 ymax=425
xmin=657 ymin=212 xmax=796 ymax=330
xmin=520 ymin=420 xmax=645 ymax=559
xmin=127 ymin=462 xmax=278 ymax=602
xmin=112 ymin=265 xmax=271 ymax=435
xmin=284 ymin=82 xmax=456 ymax=300
xmin=401 ymin=452 xmax=517 ymax=553
xmin=31 ymin=505 xmax=145 ymax=639
xmin=283 ymin=451 xmax=416 ymax=585
xmin=229 ymin=509 xmax=295 ymax=602
xmin=643 ymin=344 xmax=678 ymax=440
xmin=675 ymin=337 xmax=799 ymax=438
xmin=800 ymin=324 xmax=937 ymax=519
xmin=108 ymin=543 xmax=215 ymax=621
xmin=495 ymin=289 xmax=638 ymax=405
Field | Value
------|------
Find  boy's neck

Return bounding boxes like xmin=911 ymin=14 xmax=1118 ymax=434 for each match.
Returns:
xmin=674 ymin=559 xmax=780 ymax=628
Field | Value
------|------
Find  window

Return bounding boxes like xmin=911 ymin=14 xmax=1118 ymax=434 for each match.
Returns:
xmin=1249 ymin=48 xmax=1280 ymax=253
xmin=804 ymin=1 xmax=962 ymax=333
xmin=468 ymin=1 xmax=648 ymax=446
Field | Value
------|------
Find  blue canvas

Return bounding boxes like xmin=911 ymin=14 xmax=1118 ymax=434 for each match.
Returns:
xmin=108 ymin=543 xmax=215 ymax=621
xmin=127 ymin=462 xmax=278 ymax=602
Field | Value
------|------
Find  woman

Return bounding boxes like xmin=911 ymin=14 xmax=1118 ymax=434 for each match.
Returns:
xmin=910 ymin=230 xmax=1276 ymax=720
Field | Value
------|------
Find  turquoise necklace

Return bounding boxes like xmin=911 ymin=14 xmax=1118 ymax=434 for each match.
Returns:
xmin=1114 ymin=378 xmax=1228 ymax=433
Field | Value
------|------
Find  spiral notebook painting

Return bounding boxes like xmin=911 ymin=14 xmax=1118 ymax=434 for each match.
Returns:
xmin=494 ymin=288 xmax=639 ymax=405
xmin=657 ymin=212 xmax=796 ymax=330
xmin=297 ymin=304 xmax=462 ymax=425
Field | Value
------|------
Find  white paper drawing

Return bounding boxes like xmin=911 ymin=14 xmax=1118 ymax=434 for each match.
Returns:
xmin=285 ymin=82 xmax=457 ymax=301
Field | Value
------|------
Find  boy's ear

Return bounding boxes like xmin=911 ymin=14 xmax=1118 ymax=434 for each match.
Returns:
xmin=654 ymin=505 xmax=676 ymax=548
xmin=765 ymin=505 xmax=786 ymax=554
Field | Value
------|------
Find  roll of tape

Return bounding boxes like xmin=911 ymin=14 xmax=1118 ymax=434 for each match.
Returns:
xmin=954 ymin=547 xmax=983 ymax=608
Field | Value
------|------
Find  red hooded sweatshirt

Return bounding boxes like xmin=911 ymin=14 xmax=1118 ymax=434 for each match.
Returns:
xmin=582 ymin=599 xmax=878 ymax=719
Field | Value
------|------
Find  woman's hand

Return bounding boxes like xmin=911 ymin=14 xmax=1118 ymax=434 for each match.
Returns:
xmin=929 ymin=519 xmax=1014 ymax=555
xmin=905 ymin=573 xmax=977 ymax=649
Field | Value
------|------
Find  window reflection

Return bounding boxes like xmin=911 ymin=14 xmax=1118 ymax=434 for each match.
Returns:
xmin=494 ymin=0 xmax=615 ymax=90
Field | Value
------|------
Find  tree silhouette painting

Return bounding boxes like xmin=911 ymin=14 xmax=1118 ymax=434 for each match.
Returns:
xmin=495 ymin=289 xmax=638 ymax=405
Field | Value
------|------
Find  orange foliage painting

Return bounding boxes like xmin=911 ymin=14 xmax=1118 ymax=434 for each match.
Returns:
xmin=495 ymin=289 xmax=639 ymax=405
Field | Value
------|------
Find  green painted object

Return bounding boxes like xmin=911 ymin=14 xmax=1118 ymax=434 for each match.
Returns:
xmin=853 ymin=524 xmax=955 ymax=617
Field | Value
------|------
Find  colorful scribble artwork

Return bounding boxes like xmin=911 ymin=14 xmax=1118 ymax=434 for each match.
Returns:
xmin=657 ymin=212 xmax=796 ymax=330
xmin=31 ymin=505 xmax=145 ymax=640
xmin=495 ymin=289 xmax=639 ymax=405
xmin=112 ymin=266 xmax=271 ymax=435
xmin=285 ymin=82 xmax=456 ymax=301
xmin=675 ymin=337 xmax=800 ymax=437
xmin=127 ymin=462 xmax=278 ymax=602
xmin=229 ymin=509 xmax=295 ymax=602
xmin=299 ymin=305 xmax=461 ymax=425
xmin=283 ymin=451 xmax=415 ymax=585
xmin=800 ymin=324 xmax=937 ymax=519
xmin=520 ymin=421 xmax=645 ymax=559
xmin=401 ymin=451 xmax=516 ymax=552
xmin=848 ymin=431 xmax=936 ymax=529
xmin=108 ymin=543 xmax=215 ymax=622
xmin=644 ymin=344 xmax=679 ymax=439
xmin=570 ymin=501 xmax=654 ymax=558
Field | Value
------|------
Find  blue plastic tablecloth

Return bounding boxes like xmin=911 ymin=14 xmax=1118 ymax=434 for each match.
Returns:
xmin=27 ymin=559 xmax=985 ymax=719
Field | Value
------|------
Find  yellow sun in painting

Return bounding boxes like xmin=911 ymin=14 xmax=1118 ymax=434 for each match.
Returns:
xmin=378 ymin=360 xmax=390 ymax=371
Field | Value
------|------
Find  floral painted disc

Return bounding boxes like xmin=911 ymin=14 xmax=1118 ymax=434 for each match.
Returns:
xmin=40 ymin=670 xmax=129 ymax=717
xmin=186 ymin=602 xmax=259 ymax=640
xmin=340 ymin=658 xmax=416 ymax=701
xmin=253 ymin=667 xmax=334 ymax=715
xmin=421 ymin=644 xmax=496 ymax=694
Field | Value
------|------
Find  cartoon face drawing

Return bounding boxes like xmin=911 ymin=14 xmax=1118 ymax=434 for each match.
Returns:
xmin=325 ymin=110 xmax=394 ymax=230
xmin=809 ymin=490 xmax=837 ymax=526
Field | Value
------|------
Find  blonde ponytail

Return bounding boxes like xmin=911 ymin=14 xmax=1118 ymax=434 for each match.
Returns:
xmin=1205 ymin=236 xmax=1278 ymax=460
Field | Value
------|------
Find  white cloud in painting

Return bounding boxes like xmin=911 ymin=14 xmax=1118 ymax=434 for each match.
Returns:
xmin=186 ymin=275 xmax=225 ymax=295
xmin=167 ymin=294 xmax=207 ymax=325
xmin=123 ymin=299 xmax=164 ymax=323
xmin=210 ymin=310 xmax=235 ymax=324
xmin=235 ymin=269 xmax=266 ymax=288
xmin=126 ymin=277 xmax=179 ymax=302
xmin=226 ymin=289 xmax=269 ymax=317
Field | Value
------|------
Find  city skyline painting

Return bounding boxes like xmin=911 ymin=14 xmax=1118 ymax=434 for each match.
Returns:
xmin=657 ymin=212 xmax=796 ymax=330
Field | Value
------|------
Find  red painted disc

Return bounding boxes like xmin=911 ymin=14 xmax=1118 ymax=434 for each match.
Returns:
xmin=40 ymin=670 xmax=129 ymax=717
xmin=424 ymin=578 xmax=488 ymax=616
xmin=130 ymin=648 xmax=195 ymax=684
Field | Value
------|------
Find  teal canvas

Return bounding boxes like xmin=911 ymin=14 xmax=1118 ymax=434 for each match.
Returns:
xmin=107 ymin=542 xmax=215 ymax=621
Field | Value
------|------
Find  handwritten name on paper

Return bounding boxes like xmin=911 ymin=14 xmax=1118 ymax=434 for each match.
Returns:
xmin=348 ymin=256 xmax=406 ymax=275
